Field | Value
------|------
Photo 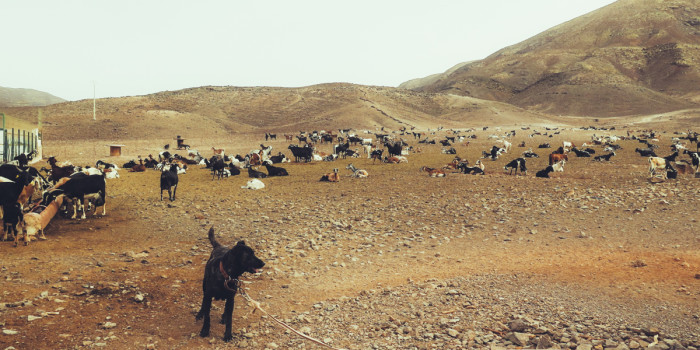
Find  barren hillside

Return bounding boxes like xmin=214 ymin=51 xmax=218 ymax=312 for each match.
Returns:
xmin=0 ymin=86 xmax=65 ymax=107
xmin=2 ymin=84 xmax=558 ymax=142
xmin=405 ymin=0 xmax=700 ymax=117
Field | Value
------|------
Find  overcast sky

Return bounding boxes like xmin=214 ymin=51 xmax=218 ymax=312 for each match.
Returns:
xmin=3 ymin=0 xmax=616 ymax=101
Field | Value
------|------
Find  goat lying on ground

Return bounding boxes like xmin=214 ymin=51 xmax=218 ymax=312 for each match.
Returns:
xmin=247 ymin=167 xmax=268 ymax=179
xmin=593 ymin=152 xmax=615 ymax=161
xmin=320 ymin=169 xmax=340 ymax=182
xmin=457 ymin=160 xmax=485 ymax=175
xmin=129 ymin=159 xmax=147 ymax=172
xmin=346 ymin=163 xmax=368 ymax=178
xmin=536 ymin=166 xmax=554 ymax=178
xmin=419 ymin=166 xmax=446 ymax=177
xmin=241 ymin=179 xmax=265 ymax=190
xmin=264 ymin=164 xmax=289 ymax=176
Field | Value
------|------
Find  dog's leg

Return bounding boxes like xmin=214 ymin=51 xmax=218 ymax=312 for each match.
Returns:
xmin=172 ymin=184 xmax=177 ymax=201
xmin=197 ymin=291 xmax=212 ymax=338
xmin=222 ymin=295 xmax=235 ymax=342
xmin=160 ymin=188 xmax=164 ymax=201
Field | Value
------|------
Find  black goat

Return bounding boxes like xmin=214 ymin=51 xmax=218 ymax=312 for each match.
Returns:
xmin=635 ymin=148 xmax=657 ymax=157
xmin=663 ymin=151 xmax=679 ymax=163
xmin=370 ymin=149 xmax=383 ymax=163
xmin=535 ymin=166 xmax=554 ymax=178
xmin=385 ymin=142 xmax=402 ymax=157
xmin=228 ymin=163 xmax=241 ymax=176
xmin=504 ymin=158 xmax=527 ymax=175
xmin=264 ymin=164 xmax=289 ymax=176
xmin=122 ymin=160 xmax=137 ymax=168
xmin=288 ymin=145 xmax=313 ymax=162
xmin=211 ymin=158 xmax=226 ymax=180
xmin=268 ymin=152 xmax=287 ymax=164
xmin=571 ymin=147 xmax=591 ymax=157
xmin=160 ymin=165 xmax=179 ymax=201
xmin=593 ymin=152 xmax=616 ymax=161
xmin=522 ymin=150 xmax=539 ymax=158
xmin=247 ymin=167 xmax=268 ymax=178
xmin=2 ymin=202 xmax=23 ymax=242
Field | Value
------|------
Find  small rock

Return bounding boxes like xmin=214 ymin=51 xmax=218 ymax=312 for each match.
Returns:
xmin=3 ymin=329 xmax=18 ymax=335
xmin=508 ymin=319 xmax=527 ymax=332
xmin=101 ymin=322 xmax=117 ymax=329
xmin=447 ymin=329 xmax=459 ymax=338
xmin=506 ymin=332 xmax=532 ymax=346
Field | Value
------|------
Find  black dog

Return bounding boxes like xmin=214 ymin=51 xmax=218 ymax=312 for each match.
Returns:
xmin=196 ymin=227 xmax=265 ymax=342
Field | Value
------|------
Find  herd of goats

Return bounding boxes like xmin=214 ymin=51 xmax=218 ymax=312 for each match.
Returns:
xmin=1 ymin=127 xmax=699 ymax=246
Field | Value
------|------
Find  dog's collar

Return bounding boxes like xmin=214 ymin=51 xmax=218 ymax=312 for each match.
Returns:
xmin=219 ymin=261 xmax=239 ymax=293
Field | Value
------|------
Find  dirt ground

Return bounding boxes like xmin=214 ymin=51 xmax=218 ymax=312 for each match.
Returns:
xmin=1 ymin=127 xmax=699 ymax=350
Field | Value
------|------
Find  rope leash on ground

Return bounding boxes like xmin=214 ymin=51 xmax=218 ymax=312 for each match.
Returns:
xmin=237 ymin=286 xmax=344 ymax=350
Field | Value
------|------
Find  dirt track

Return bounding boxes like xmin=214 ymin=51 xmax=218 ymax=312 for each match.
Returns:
xmin=1 ymin=129 xmax=699 ymax=349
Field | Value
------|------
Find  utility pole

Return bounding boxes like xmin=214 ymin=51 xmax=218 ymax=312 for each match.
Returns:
xmin=93 ymin=81 xmax=96 ymax=121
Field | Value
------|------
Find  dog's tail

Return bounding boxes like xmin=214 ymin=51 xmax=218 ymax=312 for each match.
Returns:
xmin=208 ymin=226 xmax=222 ymax=249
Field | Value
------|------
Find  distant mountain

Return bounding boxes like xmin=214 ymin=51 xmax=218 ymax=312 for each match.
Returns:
xmin=402 ymin=0 xmax=700 ymax=117
xmin=0 ymin=86 xmax=66 ymax=107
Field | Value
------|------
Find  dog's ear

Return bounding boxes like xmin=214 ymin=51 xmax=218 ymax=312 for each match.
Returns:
xmin=236 ymin=240 xmax=246 ymax=246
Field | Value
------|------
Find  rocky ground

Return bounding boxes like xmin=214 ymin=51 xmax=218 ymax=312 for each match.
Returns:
xmin=1 ymin=128 xmax=699 ymax=350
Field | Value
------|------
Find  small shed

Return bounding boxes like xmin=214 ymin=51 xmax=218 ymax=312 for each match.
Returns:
xmin=108 ymin=144 xmax=125 ymax=157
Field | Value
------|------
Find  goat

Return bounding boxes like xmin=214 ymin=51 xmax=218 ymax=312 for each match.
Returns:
xmin=683 ymin=150 xmax=699 ymax=171
xmin=346 ymin=163 xmax=368 ymax=178
xmin=370 ymin=149 xmax=383 ymax=163
xmin=2 ymin=203 xmax=23 ymax=243
xmin=267 ymin=152 xmax=289 ymax=164
xmin=264 ymin=164 xmax=289 ymax=176
xmin=320 ymin=168 xmax=340 ymax=182
xmin=535 ymin=166 xmax=554 ymax=178
xmin=288 ymin=144 xmax=313 ymax=162
xmin=384 ymin=141 xmax=402 ymax=157
xmin=211 ymin=158 xmax=226 ymax=180
xmin=42 ymin=174 xmax=106 ymax=219
xmin=384 ymin=156 xmax=408 ymax=164
xmin=593 ymin=152 xmax=616 ymax=161
xmin=47 ymin=156 xmax=76 ymax=184
xmin=122 ymin=160 xmax=137 ymax=169
xmin=571 ymin=147 xmax=591 ymax=157
xmin=458 ymin=160 xmax=485 ymax=175
xmin=552 ymin=160 xmax=566 ymax=172
xmin=522 ymin=148 xmax=539 ymax=158
xmin=549 ymin=153 xmax=568 ymax=165
xmin=648 ymin=156 xmax=668 ymax=179
xmin=160 ymin=165 xmax=179 ymax=201
xmin=129 ymin=159 xmax=147 ymax=172
xmin=420 ymin=166 xmax=446 ymax=177
xmin=241 ymin=178 xmax=265 ymax=190
xmin=247 ymin=167 xmax=268 ymax=179
xmin=96 ymin=160 xmax=119 ymax=170
xmin=504 ymin=158 xmax=527 ymax=175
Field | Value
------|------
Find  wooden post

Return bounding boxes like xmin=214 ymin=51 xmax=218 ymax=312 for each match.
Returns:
xmin=11 ymin=128 xmax=15 ymax=161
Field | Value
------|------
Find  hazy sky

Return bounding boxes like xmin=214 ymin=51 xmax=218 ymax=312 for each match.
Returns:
xmin=3 ymin=0 xmax=616 ymax=101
